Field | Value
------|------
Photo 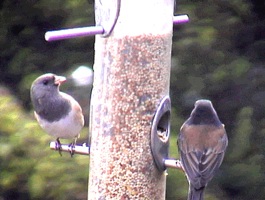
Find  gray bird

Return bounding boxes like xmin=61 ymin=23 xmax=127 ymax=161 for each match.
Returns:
xmin=30 ymin=73 xmax=84 ymax=156
xmin=178 ymin=99 xmax=228 ymax=200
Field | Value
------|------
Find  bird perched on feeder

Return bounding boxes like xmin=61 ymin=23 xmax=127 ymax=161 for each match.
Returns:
xmin=177 ymin=99 xmax=228 ymax=200
xmin=30 ymin=73 xmax=84 ymax=156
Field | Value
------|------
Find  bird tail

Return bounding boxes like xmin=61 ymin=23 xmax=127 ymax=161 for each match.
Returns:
xmin=188 ymin=185 xmax=205 ymax=200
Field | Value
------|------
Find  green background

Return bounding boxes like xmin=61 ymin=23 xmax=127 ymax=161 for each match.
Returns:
xmin=0 ymin=0 xmax=265 ymax=199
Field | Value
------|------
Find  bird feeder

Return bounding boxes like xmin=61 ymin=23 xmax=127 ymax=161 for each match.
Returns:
xmin=45 ymin=0 xmax=189 ymax=199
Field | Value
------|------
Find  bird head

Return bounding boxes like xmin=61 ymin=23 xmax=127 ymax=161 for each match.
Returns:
xmin=31 ymin=73 xmax=66 ymax=98
xmin=189 ymin=99 xmax=221 ymax=126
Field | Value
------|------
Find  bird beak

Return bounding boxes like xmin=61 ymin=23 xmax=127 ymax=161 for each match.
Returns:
xmin=54 ymin=75 xmax=67 ymax=85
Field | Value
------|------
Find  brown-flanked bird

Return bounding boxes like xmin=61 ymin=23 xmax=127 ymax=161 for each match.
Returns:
xmin=30 ymin=73 xmax=84 ymax=156
xmin=178 ymin=99 xmax=228 ymax=200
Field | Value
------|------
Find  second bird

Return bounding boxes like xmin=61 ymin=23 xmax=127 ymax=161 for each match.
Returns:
xmin=178 ymin=99 xmax=228 ymax=200
xmin=30 ymin=73 xmax=84 ymax=156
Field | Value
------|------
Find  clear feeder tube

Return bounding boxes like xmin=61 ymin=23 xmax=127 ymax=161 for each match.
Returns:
xmin=88 ymin=0 xmax=174 ymax=199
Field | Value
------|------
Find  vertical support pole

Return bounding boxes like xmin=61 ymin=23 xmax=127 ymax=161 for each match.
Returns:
xmin=88 ymin=0 xmax=174 ymax=199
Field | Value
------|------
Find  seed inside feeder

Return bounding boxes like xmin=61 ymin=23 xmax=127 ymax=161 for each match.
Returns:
xmin=89 ymin=33 xmax=172 ymax=199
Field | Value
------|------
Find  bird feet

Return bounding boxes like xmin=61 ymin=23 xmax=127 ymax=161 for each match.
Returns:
xmin=55 ymin=138 xmax=62 ymax=156
xmin=68 ymin=142 xmax=75 ymax=157
xmin=54 ymin=138 xmax=76 ymax=157
xmin=176 ymin=159 xmax=185 ymax=172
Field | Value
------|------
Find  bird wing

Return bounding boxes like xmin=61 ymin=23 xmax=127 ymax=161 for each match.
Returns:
xmin=60 ymin=92 xmax=84 ymax=129
xmin=34 ymin=111 xmax=41 ymax=123
xmin=178 ymin=124 xmax=228 ymax=189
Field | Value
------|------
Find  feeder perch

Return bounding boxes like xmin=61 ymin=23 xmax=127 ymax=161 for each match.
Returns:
xmin=150 ymin=96 xmax=185 ymax=172
xmin=50 ymin=142 xmax=90 ymax=156
xmin=151 ymin=96 xmax=171 ymax=171
xmin=44 ymin=15 xmax=189 ymax=41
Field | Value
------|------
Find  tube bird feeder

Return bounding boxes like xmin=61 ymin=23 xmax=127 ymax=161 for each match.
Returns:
xmin=45 ymin=0 xmax=189 ymax=198
xmin=88 ymin=0 xmax=174 ymax=199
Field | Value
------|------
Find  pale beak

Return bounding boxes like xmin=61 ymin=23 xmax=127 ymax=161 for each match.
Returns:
xmin=54 ymin=75 xmax=66 ymax=85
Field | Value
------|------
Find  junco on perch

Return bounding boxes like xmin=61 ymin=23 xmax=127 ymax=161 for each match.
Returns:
xmin=178 ymin=99 xmax=228 ymax=200
xmin=30 ymin=73 xmax=84 ymax=156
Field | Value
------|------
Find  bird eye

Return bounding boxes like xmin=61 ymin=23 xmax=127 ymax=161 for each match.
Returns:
xmin=42 ymin=79 xmax=49 ymax=85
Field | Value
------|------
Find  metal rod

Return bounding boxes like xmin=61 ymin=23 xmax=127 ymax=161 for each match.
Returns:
xmin=44 ymin=15 xmax=188 ymax=42
xmin=173 ymin=14 xmax=189 ymax=24
xmin=164 ymin=159 xmax=184 ymax=171
xmin=45 ymin=26 xmax=104 ymax=41
xmin=50 ymin=142 xmax=90 ymax=155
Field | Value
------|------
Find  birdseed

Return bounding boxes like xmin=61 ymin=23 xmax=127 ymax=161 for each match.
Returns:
xmin=88 ymin=32 xmax=172 ymax=199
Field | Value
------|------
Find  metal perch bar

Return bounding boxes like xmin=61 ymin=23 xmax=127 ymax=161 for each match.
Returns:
xmin=45 ymin=26 xmax=104 ymax=41
xmin=164 ymin=159 xmax=184 ymax=171
xmin=44 ymin=15 xmax=189 ymax=42
xmin=173 ymin=14 xmax=189 ymax=24
xmin=50 ymin=142 xmax=90 ymax=155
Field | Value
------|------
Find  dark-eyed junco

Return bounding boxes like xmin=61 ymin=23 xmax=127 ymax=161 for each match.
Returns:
xmin=178 ymin=99 xmax=228 ymax=200
xmin=30 ymin=73 xmax=84 ymax=156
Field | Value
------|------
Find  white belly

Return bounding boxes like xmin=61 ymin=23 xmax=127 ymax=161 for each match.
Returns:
xmin=36 ymin=107 xmax=83 ymax=139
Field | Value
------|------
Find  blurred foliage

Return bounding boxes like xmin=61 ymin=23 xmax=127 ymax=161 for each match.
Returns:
xmin=0 ymin=86 xmax=89 ymax=199
xmin=0 ymin=0 xmax=95 ymax=109
xmin=0 ymin=0 xmax=265 ymax=199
